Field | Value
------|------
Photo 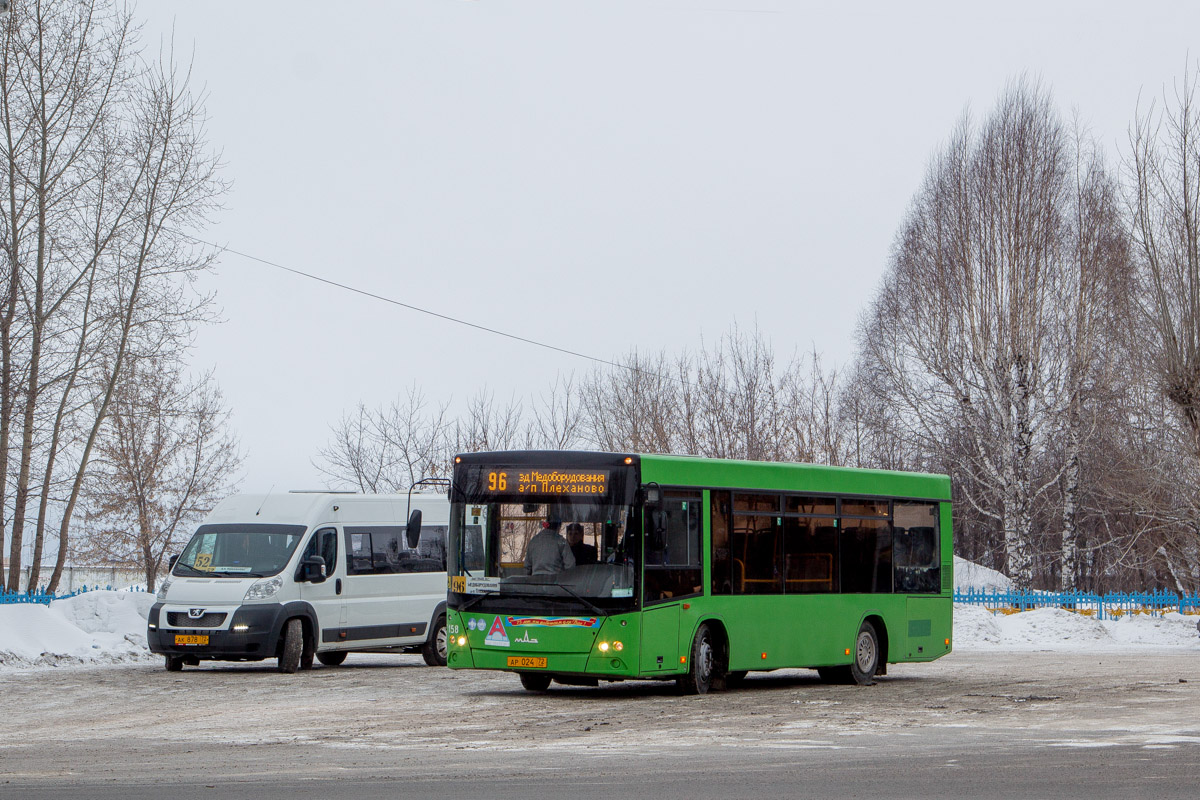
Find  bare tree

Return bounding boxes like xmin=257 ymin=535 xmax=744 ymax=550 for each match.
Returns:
xmin=81 ymin=357 xmax=240 ymax=591
xmin=857 ymin=81 xmax=1077 ymax=590
xmin=314 ymin=383 xmax=451 ymax=491
xmin=1 ymin=1 xmax=225 ymax=591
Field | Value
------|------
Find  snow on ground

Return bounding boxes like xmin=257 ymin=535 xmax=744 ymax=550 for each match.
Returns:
xmin=954 ymin=555 xmax=1014 ymax=591
xmin=0 ymin=590 xmax=157 ymax=669
xmin=952 ymin=603 xmax=1200 ymax=651
xmin=1 ymin=584 xmax=1197 ymax=671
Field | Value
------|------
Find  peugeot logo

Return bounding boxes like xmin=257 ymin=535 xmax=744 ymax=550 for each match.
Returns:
xmin=188 ymin=608 xmax=206 ymax=619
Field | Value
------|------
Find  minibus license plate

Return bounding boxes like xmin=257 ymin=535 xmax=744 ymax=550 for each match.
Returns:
xmin=175 ymin=634 xmax=208 ymax=646
xmin=508 ymin=656 xmax=546 ymax=669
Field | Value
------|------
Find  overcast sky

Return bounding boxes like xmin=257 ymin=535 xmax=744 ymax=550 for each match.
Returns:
xmin=137 ymin=0 xmax=1200 ymax=493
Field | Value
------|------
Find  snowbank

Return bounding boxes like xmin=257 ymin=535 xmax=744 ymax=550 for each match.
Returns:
xmin=0 ymin=590 xmax=157 ymax=669
xmin=952 ymin=603 xmax=1200 ymax=651
xmin=953 ymin=556 xmax=1013 ymax=591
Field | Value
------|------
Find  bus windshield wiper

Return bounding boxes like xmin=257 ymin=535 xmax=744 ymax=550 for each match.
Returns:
xmin=457 ymin=589 xmax=500 ymax=612
xmin=549 ymin=583 xmax=605 ymax=616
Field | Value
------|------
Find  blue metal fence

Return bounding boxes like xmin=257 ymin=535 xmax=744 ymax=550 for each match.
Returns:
xmin=954 ymin=588 xmax=1200 ymax=620
xmin=0 ymin=584 xmax=147 ymax=606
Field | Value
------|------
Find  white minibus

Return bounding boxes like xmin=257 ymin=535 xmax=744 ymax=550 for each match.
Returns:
xmin=147 ymin=491 xmax=448 ymax=672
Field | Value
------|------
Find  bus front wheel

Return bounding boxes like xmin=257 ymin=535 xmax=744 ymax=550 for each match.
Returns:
xmin=519 ymin=672 xmax=552 ymax=691
xmin=677 ymin=623 xmax=716 ymax=695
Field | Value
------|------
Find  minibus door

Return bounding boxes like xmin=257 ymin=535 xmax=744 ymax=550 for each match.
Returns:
xmin=299 ymin=527 xmax=347 ymax=646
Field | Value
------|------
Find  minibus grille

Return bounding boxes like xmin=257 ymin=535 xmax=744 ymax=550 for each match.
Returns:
xmin=167 ymin=612 xmax=228 ymax=628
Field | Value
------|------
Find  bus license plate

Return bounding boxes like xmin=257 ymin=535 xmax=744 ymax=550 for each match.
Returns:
xmin=508 ymin=656 xmax=547 ymax=669
xmin=175 ymin=634 xmax=208 ymax=646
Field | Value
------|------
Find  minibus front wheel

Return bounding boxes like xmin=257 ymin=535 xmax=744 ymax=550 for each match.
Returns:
xmin=278 ymin=618 xmax=303 ymax=674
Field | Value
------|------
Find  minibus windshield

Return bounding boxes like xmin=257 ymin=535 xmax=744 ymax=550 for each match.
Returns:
xmin=173 ymin=524 xmax=307 ymax=577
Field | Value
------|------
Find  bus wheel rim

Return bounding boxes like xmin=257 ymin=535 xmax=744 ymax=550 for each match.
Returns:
xmin=856 ymin=631 xmax=875 ymax=671
xmin=698 ymin=635 xmax=713 ymax=680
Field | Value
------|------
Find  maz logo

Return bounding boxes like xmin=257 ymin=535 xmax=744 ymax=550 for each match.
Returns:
xmin=514 ymin=632 xmax=539 ymax=644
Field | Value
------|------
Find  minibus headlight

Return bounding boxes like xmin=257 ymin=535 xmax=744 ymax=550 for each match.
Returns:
xmin=244 ymin=576 xmax=284 ymax=602
xmin=156 ymin=579 xmax=172 ymax=601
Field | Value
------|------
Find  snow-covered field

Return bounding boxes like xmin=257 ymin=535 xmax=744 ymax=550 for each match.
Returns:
xmin=2 ymin=580 xmax=1197 ymax=670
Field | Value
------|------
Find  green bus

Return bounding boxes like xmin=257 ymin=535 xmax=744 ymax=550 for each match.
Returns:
xmin=445 ymin=451 xmax=952 ymax=693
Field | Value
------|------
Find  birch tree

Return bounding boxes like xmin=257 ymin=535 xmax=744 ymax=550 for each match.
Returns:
xmin=858 ymin=81 xmax=1076 ymax=590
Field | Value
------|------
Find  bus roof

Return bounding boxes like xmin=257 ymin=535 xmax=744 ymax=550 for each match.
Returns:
xmin=454 ymin=451 xmax=950 ymax=502
xmin=638 ymin=453 xmax=950 ymax=501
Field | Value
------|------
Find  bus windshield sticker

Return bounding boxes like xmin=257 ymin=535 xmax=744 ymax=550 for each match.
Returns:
xmin=464 ymin=576 xmax=501 ymax=594
xmin=505 ymin=616 xmax=601 ymax=628
xmin=611 ymin=588 xmax=633 ymax=598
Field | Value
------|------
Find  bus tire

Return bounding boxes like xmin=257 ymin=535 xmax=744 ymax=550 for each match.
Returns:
xmin=278 ymin=618 xmax=303 ymax=674
xmin=817 ymin=666 xmax=849 ymax=684
xmin=519 ymin=672 xmax=552 ymax=691
xmin=317 ymin=651 xmax=348 ymax=667
xmin=422 ymin=613 xmax=448 ymax=667
xmin=164 ymin=655 xmax=184 ymax=672
xmin=677 ymin=623 xmax=716 ymax=695
xmin=849 ymin=621 xmax=879 ymax=686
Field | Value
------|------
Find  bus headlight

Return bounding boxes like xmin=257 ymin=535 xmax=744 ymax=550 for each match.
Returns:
xmin=457 ymin=636 xmax=467 ymax=646
xmin=598 ymin=641 xmax=610 ymax=652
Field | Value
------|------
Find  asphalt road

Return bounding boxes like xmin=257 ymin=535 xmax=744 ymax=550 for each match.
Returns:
xmin=2 ymin=650 xmax=1198 ymax=799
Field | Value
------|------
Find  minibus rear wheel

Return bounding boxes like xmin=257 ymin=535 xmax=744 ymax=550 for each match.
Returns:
xmin=164 ymin=655 xmax=184 ymax=672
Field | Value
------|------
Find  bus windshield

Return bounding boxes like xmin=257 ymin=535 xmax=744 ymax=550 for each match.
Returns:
xmin=173 ymin=524 xmax=307 ymax=578
xmin=449 ymin=500 xmax=638 ymax=613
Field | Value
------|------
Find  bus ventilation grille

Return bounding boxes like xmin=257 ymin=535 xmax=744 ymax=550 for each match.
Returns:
xmin=941 ymin=570 xmax=952 ymax=594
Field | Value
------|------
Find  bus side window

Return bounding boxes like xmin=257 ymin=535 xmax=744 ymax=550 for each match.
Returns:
xmin=644 ymin=494 xmax=702 ymax=604
xmin=893 ymin=502 xmax=940 ymax=593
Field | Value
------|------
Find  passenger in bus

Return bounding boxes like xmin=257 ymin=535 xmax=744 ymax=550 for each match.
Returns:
xmin=566 ymin=523 xmax=597 ymax=565
xmin=524 ymin=520 xmax=576 ymax=576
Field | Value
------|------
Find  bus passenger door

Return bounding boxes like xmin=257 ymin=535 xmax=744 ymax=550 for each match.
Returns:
xmin=640 ymin=604 xmax=679 ymax=673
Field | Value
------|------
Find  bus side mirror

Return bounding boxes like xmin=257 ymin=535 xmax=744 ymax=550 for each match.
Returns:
xmin=168 ymin=554 xmax=179 ymax=571
xmin=302 ymin=555 xmax=327 ymax=583
xmin=406 ymin=509 xmax=423 ymax=549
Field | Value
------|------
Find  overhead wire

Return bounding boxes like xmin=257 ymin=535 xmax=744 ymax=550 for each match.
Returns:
xmin=182 ymin=235 xmax=699 ymax=390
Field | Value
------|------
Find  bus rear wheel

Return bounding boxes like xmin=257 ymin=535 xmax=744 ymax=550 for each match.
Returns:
xmin=849 ymin=621 xmax=879 ymax=685
xmin=677 ymin=623 xmax=716 ymax=695
xmin=519 ymin=672 xmax=552 ymax=691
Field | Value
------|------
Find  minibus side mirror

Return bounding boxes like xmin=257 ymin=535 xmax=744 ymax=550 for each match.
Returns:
xmin=168 ymin=554 xmax=179 ymax=571
xmin=302 ymin=555 xmax=327 ymax=583
xmin=406 ymin=509 xmax=423 ymax=549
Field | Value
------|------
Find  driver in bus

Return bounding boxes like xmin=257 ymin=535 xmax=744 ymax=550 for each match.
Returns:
xmin=524 ymin=520 xmax=576 ymax=576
